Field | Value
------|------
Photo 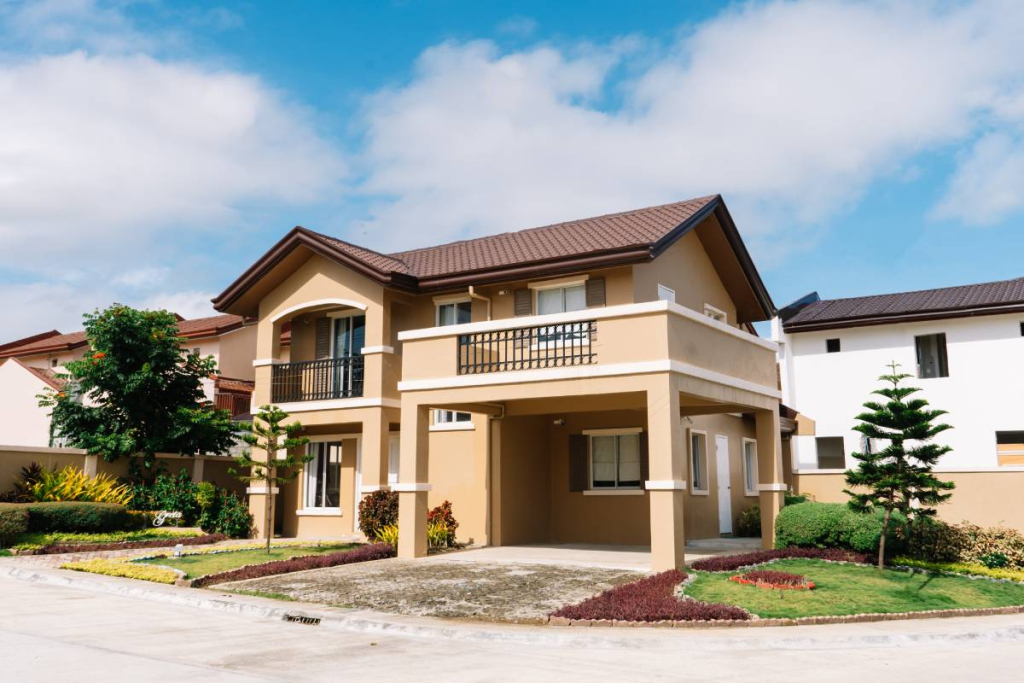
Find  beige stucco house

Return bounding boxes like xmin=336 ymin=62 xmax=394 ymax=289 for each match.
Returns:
xmin=213 ymin=195 xmax=786 ymax=571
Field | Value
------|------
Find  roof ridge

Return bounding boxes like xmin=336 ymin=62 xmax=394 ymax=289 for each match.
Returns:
xmin=303 ymin=227 xmax=412 ymax=271
xmin=387 ymin=195 xmax=720 ymax=258
xmin=812 ymin=275 xmax=1024 ymax=307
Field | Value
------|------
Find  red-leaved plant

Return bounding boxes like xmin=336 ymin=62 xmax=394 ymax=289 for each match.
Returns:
xmin=730 ymin=569 xmax=814 ymax=590
xmin=691 ymin=548 xmax=870 ymax=573
xmin=192 ymin=542 xmax=395 ymax=588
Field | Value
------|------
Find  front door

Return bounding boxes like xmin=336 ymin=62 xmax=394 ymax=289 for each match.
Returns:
xmin=331 ymin=315 xmax=366 ymax=397
xmin=715 ymin=435 xmax=733 ymax=535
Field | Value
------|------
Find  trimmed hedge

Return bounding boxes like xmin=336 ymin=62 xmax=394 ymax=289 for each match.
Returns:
xmin=774 ymin=502 xmax=904 ymax=554
xmin=550 ymin=570 xmax=750 ymax=622
xmin=690 ymin=547 xmax=871 ymax=572
xmin=22 ymin=502 xmax=139 ymax=534
xmin=193 ymin=542 xmax=396 ymax=588
xmin=0 ymin=504 xmax=29 ymax=546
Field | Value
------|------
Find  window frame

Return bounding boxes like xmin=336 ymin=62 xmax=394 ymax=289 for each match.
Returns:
xmin=826 ymin=338 xmax=841 ymax=353
xmin=657 ymin=284 xmax=676 ymax=303
xmin=528 ymin=277 xmax=591 ymax=348
xmin=914 ymin=332 xmax=949 ymax=379
xmin=431 ymin=409 xmax=474 ymax=431
xmin=689 ymin=429 xmax=709 ymax=495
xmin=434 ymin=298 xmax=472 ymax=327
xmin=815 ymin=436 xmax=847 ymax=470
xmin=742 ymin=438 xmax=759 ymax=497
xmin=704 ymin=303 xmax=727 ymax=323
xmin=584 ymin=427 xmax=643 ymax=492
xmin=303 ymin=440 xmax=343 ymax=512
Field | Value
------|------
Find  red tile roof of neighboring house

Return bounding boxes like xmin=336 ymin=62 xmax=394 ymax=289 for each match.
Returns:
xmin=9 ymin=358 xmax=66 ymax=390
xmin=783 ymin=276 xmax=1024 ymax=332
xmin=214 ymin=376 xmax=255 ymax=394
xmin=0 ymin=330 xmax=62 ymax=354
xmin=0 ymin=331 xmax=90 ymax=359
xmin=213 ymin=194 xmax=776 ymax=322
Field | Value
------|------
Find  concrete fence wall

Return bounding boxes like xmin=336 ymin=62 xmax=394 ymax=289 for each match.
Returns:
xmin=0 ymin=445 xmax=247 ymax=501
xmin=792 ymin=470 xmax=1024 ymax=533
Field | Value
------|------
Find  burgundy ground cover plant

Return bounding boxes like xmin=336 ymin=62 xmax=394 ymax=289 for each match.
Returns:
xmin=550 ymin=570 xmax=750 ymax=622
xmin=37 ymin=533 xmax=227 ymax=555
xmin=193 ymin=542 xmax=395 ymax=588
xmin=690 ymin=548 xmax=870 ymax=573
xmin=730 ymin=569 xmax=814 ymax=590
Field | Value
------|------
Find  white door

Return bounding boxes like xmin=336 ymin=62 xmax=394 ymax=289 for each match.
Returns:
xmin=715 ymin=435 xmax=733 ymax=535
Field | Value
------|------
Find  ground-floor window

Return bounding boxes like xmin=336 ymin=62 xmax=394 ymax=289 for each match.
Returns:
xmin=815 ymin=436 xmax=846 ymax=469
xmin=690 ymin=430 xmax=708 ymax=493
xmin=434 ymin=410 xmax=472 ymax=425
xmin=996 ymin=431 xmax=1024 ymax=467
xmin=305 ymin=442 xmax=341 ymax=508
xmin=742 ymin=439 xmax=758 ymax=496
xmin=590 ymin=431 xmax=641 ymax=489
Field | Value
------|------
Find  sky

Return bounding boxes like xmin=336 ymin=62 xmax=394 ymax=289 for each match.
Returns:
xmin=3 ymin=0 xmax=1024 ymax=341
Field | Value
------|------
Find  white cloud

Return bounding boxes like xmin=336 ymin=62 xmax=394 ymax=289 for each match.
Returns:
xmin=497 ymin=16 xmax=538 ymax=38
xmin=355 ymin=0 xmax=1024 ymax=257
xmin=137 ymin=289 xmax=218 ymax=320
xmin=932 ymin=132 xmax=1024 ymax=224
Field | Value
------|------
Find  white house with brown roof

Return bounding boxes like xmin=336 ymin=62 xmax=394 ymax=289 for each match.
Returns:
xmin=0 ymin=314 xmax=259 ymax=447
xmin=772 ymin=276 xmax=1024 ymax=531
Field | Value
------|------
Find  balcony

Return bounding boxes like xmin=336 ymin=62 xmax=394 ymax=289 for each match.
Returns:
xmin=458 ymin=320 xmax=597 ymax=374
xmin=270 ymin=356 xmax=364 ymax=403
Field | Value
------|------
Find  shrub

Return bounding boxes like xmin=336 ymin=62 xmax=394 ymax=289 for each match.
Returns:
xmin=30 ymin=466 xmax=133 ymax=505
xmin=375 ymin=524 xmax=399 ymax=548
xmin=23 ymin=502 xmax=138 ymax=533
xmin=981 ymin=552 xmax=1010 ymax=569
xmin=145 ymin=469 xmax=202 ymax=525
xmin=61 ymin=558 xmax=180 ymax=584
xmin=200 ymin=490 xmax=253 ymax=539
xmin=11 ymin=527 xmax=200 ymax=551
xmin=690 ymin=547 xmax=871 ymax=572
xmin=358 ymin=489 xmax=398 ymax=538
xmin=193 ymin=542 xmax=396 ymax=588
xmin=906 ymin=520 xmax=1024 ymax=567
xmin=0 ymin=463 xmax=44 ymax=502
xmin=0 ymin=504 xmax=29 ymax=546
xmin=735 ymin=505 xmax=761 ymax=538
xmin=892 ymin=556 xmax=1024 ymax=582
xmin=427 ymin=500 xmax=459 ymax=547
xmin=550 ymin=570 xmax=750 ymax=622
xmin=195 ymin=481 xmax=217 ymax=511
xmin=785 ymin=492 xmax=811 ymax=506
xmin=774 ymin=501 xmax=904 ymax=553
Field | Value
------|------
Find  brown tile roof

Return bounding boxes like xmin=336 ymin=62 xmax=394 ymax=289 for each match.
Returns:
xmin=9 ymin=359 xmax=66 ymax=390
xmin=0 ymin=330 xmax=61 ymax=354
xmin=0 ymin=331 xmax=89 ymax=359
xmin=215 ymin=376 xmax=255 ymax=394
xmin=784 ymin=276 xmax=1024 ymax=331
xmin=176 ymin=314 xmax=245 ymax=339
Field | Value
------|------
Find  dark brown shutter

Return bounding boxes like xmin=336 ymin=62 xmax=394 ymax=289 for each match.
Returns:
xmin=639 ymin=431 xmax=649 ymax=485
xmin=314 ymin=318 xmax=331 ymax=359
xmin=585 ymin=278 xmax=606 ymax=307
xmin=514 ymin=288 xmax=533 ymax=317
xmin=569 ymin=434 xmax=588 ymax=492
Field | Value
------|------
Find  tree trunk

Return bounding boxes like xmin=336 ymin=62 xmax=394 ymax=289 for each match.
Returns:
xmin=878 ymin=507 xmax=892 ymax=570
xmin=264 ymin=468 xmax=274 ymax=554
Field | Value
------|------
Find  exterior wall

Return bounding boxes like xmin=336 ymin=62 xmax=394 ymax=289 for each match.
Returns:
xmin=684 ymin=413 xmax=760 ymax=539
xmin=0 ymin=446 xmax=87 ymax=491
xmin=0 ymin=361 xmax=53 ymax=447
xmin=792 ymin=471 xmax=1024 ymax=533
xmin=493 ymin=415 xmax=551 ymax=545
xmin=214 ymin=325 xmax=258 ymax=380
xmin=427 ymin=415 xmax=490 ymax=545
xmin=775 ymin=312 xmax=1024 ymax=471
xmin=632 ymin=230 xmax=738 ymax=323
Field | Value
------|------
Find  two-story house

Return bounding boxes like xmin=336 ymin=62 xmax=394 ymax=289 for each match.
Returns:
xmin=0 ymin=314 xmax=259 ymax=447
xmin=773 ymin=277 xmax=1024 ymax=532
xmin=213 ymin=195 xmax=784 ymax=571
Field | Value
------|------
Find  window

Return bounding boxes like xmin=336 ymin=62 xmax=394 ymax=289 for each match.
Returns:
xmin=915 ymin=333 xmax=948 ymax=378
xmin=433 ymin=410 xmax=473 ymax=429
xmin=387 ymin=435 xmax=400 ymax=485
xmin=590 ymin=432 xmax=641 ymax=489
xmin=826 ymin=338 xmax=841 ymax=353
xmin=815 ymin=437 xmax=846 ymax=469
xmin=742 ymin=439 xmax=758 ymax=496
xmin=535 ymin=282 xmax=588 ymax=346
xmin=657 ymin=285 xmax=676 ymax=303
xmin=704 ymin=303 xmax=727 ymax=323
xmin=996 ymin=431 xmax=1024 ymax=467
xmin=50 ymin=358 xmax=58 ymax=368
xmin=436 ymin=300 xmax=472 ymax=326
xmin=690 ymin=431 xmax=708 ymax=493
xmin=305 ymin=442 xmax=341 ymax=508
xmin=331 ymin=315 xmax=366 ymax=396
xmin=1020 ymin=322 xmax=1024 ymax=337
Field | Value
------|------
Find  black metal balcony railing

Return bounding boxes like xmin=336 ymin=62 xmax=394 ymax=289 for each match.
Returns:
xmin=271 ymin=356 xmax=364 ymax=403
xmin=458 ymin=320 xmax=597 ymax=375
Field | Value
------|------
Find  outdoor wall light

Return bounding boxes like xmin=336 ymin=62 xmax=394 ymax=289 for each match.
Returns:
xmin=553 ymin=417 xmax=565 ymax=426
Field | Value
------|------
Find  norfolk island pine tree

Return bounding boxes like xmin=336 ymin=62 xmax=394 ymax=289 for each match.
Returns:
xmin=844 ymin=362 xmax=955 ymax=569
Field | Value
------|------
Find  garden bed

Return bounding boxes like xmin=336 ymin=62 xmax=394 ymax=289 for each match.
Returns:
xmin=137 ymin=543 xmax=359 ymax=581
xmin=12 ymin=529 xmax=218 ymax=555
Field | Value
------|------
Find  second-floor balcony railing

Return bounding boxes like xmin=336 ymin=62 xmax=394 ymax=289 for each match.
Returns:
xmin=458 ymin=320 xmax=596 ymax=375
xmin=271 ymin=356 xmax=364 ymax=403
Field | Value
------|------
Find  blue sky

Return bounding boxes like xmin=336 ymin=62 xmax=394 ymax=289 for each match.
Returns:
xmin=2 ymin=0 xmax=1024 ymax=340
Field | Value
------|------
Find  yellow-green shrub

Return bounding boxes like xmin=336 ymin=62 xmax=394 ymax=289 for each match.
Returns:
xmin=61 ymin=558 xmax=179 ymax=584
xmin=375 ymin=524 xmax=399 ymax=548
xmin=893 ymin=557 xmax=1024 ymax=583
xmin=31 ymin=467 xmax=133 ymax=505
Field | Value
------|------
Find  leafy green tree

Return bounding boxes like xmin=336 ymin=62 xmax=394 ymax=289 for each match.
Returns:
xmin=40 ymin=305 xmax=237 ymax=478
xmin=232 ymin=405 xmax=311 ymax=552
xmin=844 ymin=362 xmax=955 ymax=568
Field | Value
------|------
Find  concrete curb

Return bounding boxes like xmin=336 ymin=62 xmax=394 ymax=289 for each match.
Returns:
xmin=7 ymin=562 xmax=1024 ymax=650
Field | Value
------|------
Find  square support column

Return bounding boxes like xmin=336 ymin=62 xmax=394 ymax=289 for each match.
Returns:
xmin=755 ymin=408 xmax=785 ymax=549
xmin=360 ymin=408 xmax=392 ymax=496
xmin=397 ymin=402 xmax=430 ymax=559
xmin=645 ymin=376 xmax=687 ymax=571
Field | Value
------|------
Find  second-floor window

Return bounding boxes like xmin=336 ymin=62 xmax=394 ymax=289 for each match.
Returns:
xmin=915 ymin=333 xmax=948 ymax=378
xmin=536 ymin=282 xmax=588 ymax=346
xmin=437 ymin=300 xmax=471 ymax=326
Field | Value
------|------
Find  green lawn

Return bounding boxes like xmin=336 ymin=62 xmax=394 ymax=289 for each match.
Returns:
xmin=13 ymin=528 xmax=202 ymax=551
xmin=135 ymin=544 xmax=356 ymax=578
xmin=685 ymin=559 xmax=1024 ymax=619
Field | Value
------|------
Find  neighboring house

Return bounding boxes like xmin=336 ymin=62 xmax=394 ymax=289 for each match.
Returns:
xmin=214 ymin=195 xmax=786 ymax=571
xmin=0 ymin=314 xmax=259 ymax=447
xmin=773 ymin=277 xmax=1024 ymax=531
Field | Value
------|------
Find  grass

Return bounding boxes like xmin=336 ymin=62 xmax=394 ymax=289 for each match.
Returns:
xmin=230 ymin=589 xmax=298 ymax=602
xmin=12 ymin=527 xmax=201 ymax=551
xmin=894 ymin=557 xmax=1024 ymax=583
xmin=0 ymin=549 xmax=11 ymax=557
xmin=135 ymin=544 xmax=356 ymax=579
xmin=685 ymin=559 xmax=1024 ymax=619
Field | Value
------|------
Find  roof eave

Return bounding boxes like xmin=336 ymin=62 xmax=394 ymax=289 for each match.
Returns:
xmin=783 ymin=301 xmax=1024 ymax=333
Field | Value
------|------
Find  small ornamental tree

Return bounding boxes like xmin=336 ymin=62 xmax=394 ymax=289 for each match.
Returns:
xmin=844 ymin=362 xmax=955 ymax=569
xmin=40 ymin=305 xmax=237 ymax=477
xmin=232 ymin=406 xmax=311 ymax=553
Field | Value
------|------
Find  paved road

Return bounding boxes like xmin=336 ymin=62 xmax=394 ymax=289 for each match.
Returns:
xmin=2 ymin=573 xmax=1024 ymax=682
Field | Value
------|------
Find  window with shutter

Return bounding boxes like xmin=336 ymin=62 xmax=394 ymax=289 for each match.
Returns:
xmin=514 ymin=288 xmax=533 ymax=317
xmin=568 ymin=434 xmax=588 ymax=492
xmin=314 ymin=318 xmax=331 ymax=359
xmin=585 ymin=278 xmax=606 ymax=307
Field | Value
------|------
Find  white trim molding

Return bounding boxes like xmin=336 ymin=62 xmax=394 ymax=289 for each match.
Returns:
xmin=269 ymin=298 xmax=368 ymax=324
xmin=527 ymin=274 xmax=589 ymax=290
xmin=429 ymin=422 xmax=476 ymax=432
xmin=757 ymin=483 xmax=788 ymax=492
xmin=360 ymin=345 xmax=395 ymax=355
xmin=252 ymin=358 xmax=285 ymax=367
xmin=359 ymin=485 xmax=391 ymax=494
xmin=276 ymin=397 xmax=402 ymax=413
xmin=583 ymin=489 xmax=645 ymax=496
xmin=583 ymin=427 xmax=644 ymax=436
xmin=645 ymin=479 xmax=688 ymax=490
xmin=393 ymin=483 xmax=432 ymax=492
xmin=296 ymin=508 xmax=343 ymax=517
xmin=246 ymin=486 xmax=280 ymax=495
